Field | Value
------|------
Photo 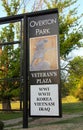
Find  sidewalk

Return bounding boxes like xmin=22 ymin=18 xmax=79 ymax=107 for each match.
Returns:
xmin=3 ymin=114 xmax=83 ymax=130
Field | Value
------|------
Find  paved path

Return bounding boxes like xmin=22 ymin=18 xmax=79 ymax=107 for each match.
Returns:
xmin=3 ymin=114 xmax=83 ymax=130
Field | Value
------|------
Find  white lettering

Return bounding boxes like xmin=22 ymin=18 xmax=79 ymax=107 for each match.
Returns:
xmin=36 ymin=78 xmax=51 ymax=84
xmin=31 ymin=72 xmax=57 ymax=78
xmin=36 ymin=29 xmax=50 ymax=35
xmin=30 ymin=18 xmax=56 ymax=28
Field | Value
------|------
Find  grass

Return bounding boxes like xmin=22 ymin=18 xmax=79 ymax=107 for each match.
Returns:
xmin=0 ymin=101 xmax=82 ymax=130
xmin=0 ymin=111 xmax=22 ymax=120
xmin=62 ymin=101 xmax=83 ymax=114
xmin=0 ymin=101 xmax=83 ymax=120
xmin=28 ymin=102 xmax=83 ymax=129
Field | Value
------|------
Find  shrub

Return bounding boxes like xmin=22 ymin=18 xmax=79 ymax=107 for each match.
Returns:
xmin=62 ymin=95 xmax=79 ymax=103
xmin=0 ymin=121 xmax=4 ymax=130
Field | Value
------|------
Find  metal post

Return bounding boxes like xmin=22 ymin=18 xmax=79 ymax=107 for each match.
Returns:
xmin=23 ymin=15 xmax=28 ymax=128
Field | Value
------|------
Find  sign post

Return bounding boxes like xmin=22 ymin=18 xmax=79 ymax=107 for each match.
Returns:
xmin=28 ymin=9 xmax=62 ymax=117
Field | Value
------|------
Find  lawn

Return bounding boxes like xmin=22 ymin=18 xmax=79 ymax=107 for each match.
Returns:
xmin=0 ymin=102 xmax=83 ymax=130
xmin=27 ymin=102 xmax=83 ymax=130
xmin=62 ymin=101 xmax=83 ymax=114
xmin=0 ymin=111 xmax=22 ymax=120
xmin=0 ymin=101 xmax=83 ymax=120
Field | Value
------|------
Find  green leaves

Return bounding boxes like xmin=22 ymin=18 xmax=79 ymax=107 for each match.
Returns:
xmin=69 ymin=56 xmax=83 ymax=78
xmin=44 ymin=0 xmax=83 ymax=59
xmin=1 ymin=0 xmax=20 ymax=15
xmin=0 ymin=1 xmax=21 ymax=102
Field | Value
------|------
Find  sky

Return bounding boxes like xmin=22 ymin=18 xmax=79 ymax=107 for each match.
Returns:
xmin=67 ymin=0 xmax=83 ymax=58
xmin=0 ymin=0 xmax=83 ymax=17
xmin=0 ymin=0 xmax=83 ymax=58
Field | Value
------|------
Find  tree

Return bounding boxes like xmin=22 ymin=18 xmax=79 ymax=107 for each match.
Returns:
xmin=1 ymin=0 xmax=20 ymax=15
xmin=44 ymin=0 xmax=83 ymax=59
xmin=0 ymin=0 xmax=21 ymax=110
xmin=0 ymin=24 xmax=21 ymax=110
xmin=32 ymin=0 xmax=44 ymax=11
xmin=0 ymin=0 xmax=44 ymax=110
xmin=67 ymin=56 xmax=83 ymax=99
xmin=0 ymin=0 xmax=46 ymax=111
xmin=76 ymin=77 xmax=83 ymax=101
xmin=69 ymin=56 xmax=83 ymax=79
xmin=44 ymin=0 xmax=83 ymax=97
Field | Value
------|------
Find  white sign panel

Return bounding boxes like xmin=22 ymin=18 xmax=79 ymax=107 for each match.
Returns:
xmin=30 ymin=84 xmax=59 ymax=116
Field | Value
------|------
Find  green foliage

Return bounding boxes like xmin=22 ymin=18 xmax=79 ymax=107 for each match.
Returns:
xmin=76 ymin=77 xmax=83 ymax=101
xmin=61 ymin=80 xmax=70 ymax=97
xmin=0 ymin=1 xmax=21 ymax=108
xmin=44 ymin=0 xmax=83 ymax=59
xmin=0 ymin=46 xmax=20 ymax=100
xmin=1 ymin=0 xmax=20 ymax=16
xmin=44 ymin=0 xmax=83 ymax=98
xmin=69 ymin=56 xmax=83 ymax=78
xmin=62 ymin=95 xmax=79 ymax=103
xmin=0 ymin=25 xmax=20 ymax=100
xmin=0 ymin=24 xmax=14 ymax=42
xmin=67 ymin=56 xmax=83 ymax=99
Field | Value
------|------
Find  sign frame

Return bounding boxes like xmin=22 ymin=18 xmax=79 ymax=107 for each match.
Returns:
xmin=28 ymin=9 xmax=62 ymax=117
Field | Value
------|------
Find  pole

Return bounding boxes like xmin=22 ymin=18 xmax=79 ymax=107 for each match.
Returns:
xmin=23 ymin=14 xmax=28 ymax=128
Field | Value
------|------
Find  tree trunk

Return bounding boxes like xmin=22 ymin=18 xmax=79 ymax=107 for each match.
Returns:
xmin=2 ymin=99 xmax=11 ymax=110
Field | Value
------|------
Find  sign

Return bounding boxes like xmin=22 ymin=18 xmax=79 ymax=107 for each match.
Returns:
xmin=30 ymin=84 xmax=59 ymax=116
xmin=28 ymin=9 xmax=61 ymax=117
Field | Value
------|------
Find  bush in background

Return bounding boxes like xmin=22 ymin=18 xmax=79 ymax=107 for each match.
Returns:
xmin=62 ymin=95 xmax=79 ymax=103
